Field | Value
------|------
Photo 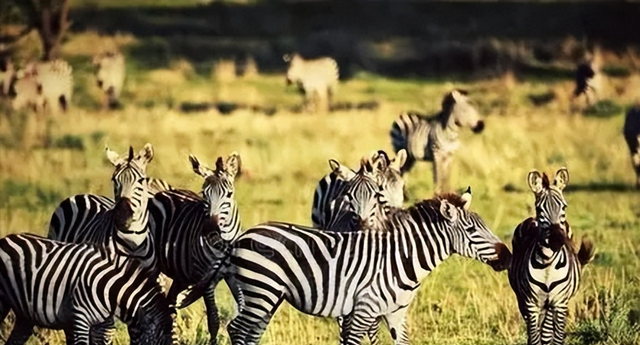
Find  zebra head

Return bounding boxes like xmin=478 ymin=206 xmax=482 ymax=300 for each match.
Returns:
xmin=527 ymin=168 xmax=571 ymax=252
xmin=375 ymin=149 xmax=407 ymax=208
xmin=284 ymin=53 xmax=303 ymax=85
xmin=340 ymin=151 xmax=389 ymax=231
xmin=440 ymin=188 xmax=511 ymax=271
xmin=105 ymin=144 xmax=152 ymax=245
xmin=189 ymin=152 xmax=241 ymax=242
xmin=443 ymin=90 xmax=484 ymax=134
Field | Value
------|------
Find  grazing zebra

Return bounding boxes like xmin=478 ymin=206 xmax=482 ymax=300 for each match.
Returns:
xmin=149 ymin=152 xmax=242 ymax=345
xmin=390 ymin=90 xmax=485 ymax=193
xmin=284 ymin=53 xmax=339 ymax=113
xmin=508 ymin=168 xmax=595 ymax=345
xmin=13 ymin=59 xmax=73 ymax=115
xmin=312 ymin=150 xmax=406 ymax=233
xmin=623 ymin=104 xmax=640 ymax=187
xmin=226 ymin=189 xmax=512 ymax=345
xmin=0 ymin=232 xmax=175 ymax=345
xmin=93 ymin=50 xmax=126 ymax=109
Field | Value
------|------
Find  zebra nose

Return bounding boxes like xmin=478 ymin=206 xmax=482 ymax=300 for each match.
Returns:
xmin=488 ymin=242 xmax=511 ymax=271
xmin=472 ymin=120 xmax=485 ymax=133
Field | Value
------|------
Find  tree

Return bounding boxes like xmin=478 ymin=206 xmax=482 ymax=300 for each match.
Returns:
xmin=1 ymin=0 xmax=70 ymax=61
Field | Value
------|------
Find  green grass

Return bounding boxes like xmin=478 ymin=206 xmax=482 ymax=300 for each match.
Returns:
xmin=1 ymin=31 xmax=640 ymax=345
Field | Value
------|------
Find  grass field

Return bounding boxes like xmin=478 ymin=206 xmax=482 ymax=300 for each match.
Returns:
xmin=1 ymin=29 xmax=640 ymax=345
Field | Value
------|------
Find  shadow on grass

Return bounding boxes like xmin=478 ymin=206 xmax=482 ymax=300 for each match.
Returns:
xmin=565 ymin=182 xmax=636 ymax=193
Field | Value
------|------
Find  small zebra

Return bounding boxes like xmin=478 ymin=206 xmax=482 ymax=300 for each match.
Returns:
xmin=0 ymin=232 xmax=175 ymax=345
xmin=508 ymin=168 xmax=595 ymax=345
xmin=93 ymin=50 xmax=126 ymax=109
xmin=623 ymin=104 xmax=640 ymax=187
xmin=284 ymin=53 xmax=339 ymax=113
xmin=13 ymin=59 xmax=73 ymax=115
xmin=312 ymin=150 xmax=406 ymax=233
xmin=149 ymin=152 xmax=243 ymax=345
xmin=390 ymin=90 xmax=485 ymax=193
xmin=226 ymin=189 xmax=512 ymax=345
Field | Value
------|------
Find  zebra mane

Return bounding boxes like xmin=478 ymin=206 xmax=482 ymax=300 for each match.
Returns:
xmin=427 ymin=193 xmax=468 ymax=209
xmin=541 ymin=173 xmax=551 ymax=189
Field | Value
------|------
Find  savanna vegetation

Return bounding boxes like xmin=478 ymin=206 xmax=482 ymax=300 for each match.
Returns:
xmin=1 ymin=1 xmax=640 ymax=345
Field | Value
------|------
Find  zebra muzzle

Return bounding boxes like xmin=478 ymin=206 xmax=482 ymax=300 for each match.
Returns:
xmin=488 ymin=242 xmax=512 ymax=271
xmin=548 ymin=223 xmax=567 ymax=252
xmin=472 ymin=120 xmax=485 ymax=134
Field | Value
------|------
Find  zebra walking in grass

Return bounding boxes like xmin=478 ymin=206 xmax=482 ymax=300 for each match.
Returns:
xmin=0 ymin=232 xmax=175 ymax=345
xmin=311 ymin=149 xmax=407 ymax=232
xmin=93 ymin=50 xmax=126 ymax=109
xmin=149 ymin=152 xmax=243 ymax=345
xmin=390 ymin=90 xmax=485 ymax=193
xmin=13 ymin=59 xmax=73 ymax=115
xmin=284 ymin=53 xmax=339 ymax=113
xmin=225 ymin=189 xmax=512 ymax=345
xmin=508 ymin=168 xmax=595 ymax=345
xmin=623 ymin=104 xmax=640 ymax=187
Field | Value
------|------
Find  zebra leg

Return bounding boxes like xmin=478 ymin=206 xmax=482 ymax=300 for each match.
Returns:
xmin=203 ymin=280 xmax=221 ymax=345
xmin=386 ymin=307 xmax=410 ymax=345
xmin=70 ymin=318 xmax=92 ymax=345
xmin=336 ymin=316 xmax=380 ymax=345
xmin=551 ymin=305 xmax=568 ymax=345
xmin=631 ymin=151 xmax=640 ymax=188
xmin=227 ymin=293 xmax=284 ymax=345
xmin=433 ymin=153 xmax=452 ymax=193
xmin=519 ymin=302 xmax=541 ymax=345
xmin=540 ymin=307 xmax=553 ymax=345
xmin=340 ymin=308 xmax=377 ymax=345
xmin=4 ymin=318 xmax=35 ymax=345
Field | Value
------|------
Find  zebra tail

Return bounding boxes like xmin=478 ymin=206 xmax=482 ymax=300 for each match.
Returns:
xmin=577 ymin=235 xmax=595 ymax=267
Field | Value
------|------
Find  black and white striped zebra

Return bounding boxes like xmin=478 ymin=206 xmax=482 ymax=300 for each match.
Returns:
xmin=390 ymin=90 xmax=484 ymax=193
xmin=0 ymin=232 xmax=174 ymax=345
xmin=623 ymin=104 xmax=640 ymax=187
xmin=573 ymin=56 xmax=601 ymax=106
xmin=149 ymin=152 xmax=243 ymax=345
xmin=284 ymin=53 xmax=339 ymax=113
xmin=311 ymin=150 xmax=407 ymax=232
xmin=225 ymin=189 xmax=512 ymax=345
xmin=47 ymin=144 xmax=167 ymax=343
xmin=508 ymin=168 xmax=594 ymax=345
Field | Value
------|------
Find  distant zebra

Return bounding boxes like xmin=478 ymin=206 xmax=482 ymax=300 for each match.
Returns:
xmin=226 ymin=189 xmax=512 ymax=345
xmin=390 ymin=90 xmax=485 ymax=193
xmin=149 ymin=152 xmax=242 ymax=345
xmin=93 ymin=50 xmax=126 ymax=109
xmin=623 ymin=104 xmax=640 ymax=187
xmin=47 ymin=144 xmax=166 ymax=343
xmin=284 ymin=53 xmax=339 ymax=113
xmin=13 ymin=59 xmax=73 ymax=115
xmin=311 ymin=149 xmax=407 ymax=232
xmin=0 ymin=232 xmax=174 ymax=345
xmin=508 ymin=168 xmax=595 ymax=345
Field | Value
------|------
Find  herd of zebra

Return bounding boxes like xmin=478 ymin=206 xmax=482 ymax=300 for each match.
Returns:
xmin=0 ymin=136 xmax=596 ymax=344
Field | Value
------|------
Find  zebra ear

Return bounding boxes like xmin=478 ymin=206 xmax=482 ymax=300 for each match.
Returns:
xmin=554 ymin=167 xmax=569 ymax=191
xmin=105 ymin=146 xmax=121 ymax=166
xmin=527 ymin=170 xmax=543 ymax=194
xmin=328 ymin=159 xmax=341 ymax=172
xmin=189 ymin=154 xmax=213 ymax=178
xmin=440 ymin=200 xmax=458 ymax=222
xmin=451 ymin=90 xmax=463 ymax=103
xmin=461 ymin=186 xmax=472 ymax=211
xmin=225 ymin=152 xmax=241 ymax=178
xmin=136 ymin=143 xmax=154 ymax=167
xmin=390 ymin=149 xmax=407 ymax=171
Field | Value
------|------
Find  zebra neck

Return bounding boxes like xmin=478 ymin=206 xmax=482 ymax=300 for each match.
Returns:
xmin=219 ymin=204 xmax=241 ymax=242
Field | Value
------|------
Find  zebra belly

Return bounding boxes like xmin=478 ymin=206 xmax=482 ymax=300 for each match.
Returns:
xmin=528 ymin=253 xmax=578 ymax=305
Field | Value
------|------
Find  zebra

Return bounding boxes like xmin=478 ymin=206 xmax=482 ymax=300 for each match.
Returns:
xmin=312 ymin=150 xmax=406 ymax=233
xmin=390 ymin=89 xmax=485 ymax=193
xmin=508 ymin=168 xmax=595 ymax=345
xmin=284 ymin=53 xmax=339 ymax=113
xmin=13 ymin=59 xmax=73 ymax=115
xmin=93 ymin=50 xmax=126 ymax=109
xmin=0 ymin=232 xmax=175 ymax=345
xmin=47 ymin=143 xmax=167 ymax=343
xmin=225 ymin=189 xmax=512 ymax=345
xmin=623 ymin=104 xmax=640 ymax=187
xmin=148 ymin=152 xmax=242 ymax=345
xmin=573 ymin=55 xmax=601 ymax=106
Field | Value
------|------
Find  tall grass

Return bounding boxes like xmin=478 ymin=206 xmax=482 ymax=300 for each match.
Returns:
xmin=1 ymin=32 xmax=640 ymax=345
